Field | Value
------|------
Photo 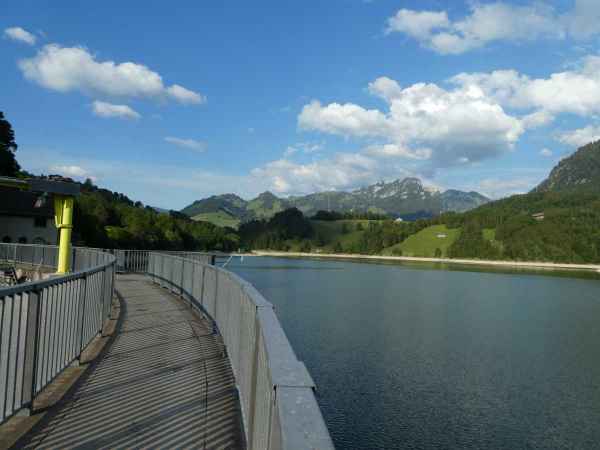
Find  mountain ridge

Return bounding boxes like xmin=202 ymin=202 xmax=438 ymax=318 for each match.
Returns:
xmin=181 ymin=178 xmax=490 ymax=227
xmin=534 ymin=140 xmax=600 ymax=193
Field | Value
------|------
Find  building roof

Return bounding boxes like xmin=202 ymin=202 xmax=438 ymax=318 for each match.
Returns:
xmin=0 ymin=186 xmax=55 ymax=218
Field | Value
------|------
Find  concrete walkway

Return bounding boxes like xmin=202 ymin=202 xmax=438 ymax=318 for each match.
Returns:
xmin=20 ymin=274 xmax=243 ymax=449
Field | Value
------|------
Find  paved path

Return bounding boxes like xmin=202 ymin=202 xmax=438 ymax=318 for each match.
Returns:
xmin=21 ymin=274 xmax=243 ymax=449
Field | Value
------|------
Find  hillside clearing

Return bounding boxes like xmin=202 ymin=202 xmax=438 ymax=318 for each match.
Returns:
xmin=383 ymin=225 xmax=459 ymax=257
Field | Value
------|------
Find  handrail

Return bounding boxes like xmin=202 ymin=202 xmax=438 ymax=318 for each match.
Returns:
xmin=111 ymin=249 xmax=216 ymax=273
xmin=0 ymin=243 xmax=116 ymax=424
xmin=147 ymin=252 xmax=335 ymax=450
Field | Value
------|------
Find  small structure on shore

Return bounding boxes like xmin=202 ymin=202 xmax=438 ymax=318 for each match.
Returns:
xmin=532 ymin=212 xmax=545 ymax=221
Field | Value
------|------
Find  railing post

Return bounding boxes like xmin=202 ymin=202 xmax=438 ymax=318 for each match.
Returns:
xmin=100 ymin=267 xmax=106 ymax=334
xmin=180 ymin=258 xmax=185 ymax=297
xmin=21 ymin=288 xmax=42 ymax=415
xmin=78 ymin=273 xmax=88 ymax=354
xmin=190 ymin=262 xmax=195 ymax=308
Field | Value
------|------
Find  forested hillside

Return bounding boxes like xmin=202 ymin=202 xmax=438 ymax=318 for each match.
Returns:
xmin=74 ymin=179 xmax=239 ymax=251
xmin=535 ymin=140 xmax=600 ymax=193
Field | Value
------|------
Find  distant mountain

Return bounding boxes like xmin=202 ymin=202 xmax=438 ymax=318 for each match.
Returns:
xmin=535 ymin=140 xmax=600 ymax=193
xmin=246 ymin=191 xmax=288 ymax=219
xmin=440 ymin=189 xmax=490 ymax=213
xmin=181 ymin=178 xmax=489 ymax=227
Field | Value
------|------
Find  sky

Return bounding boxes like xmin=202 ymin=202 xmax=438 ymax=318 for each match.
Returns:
xmin=3 ymin=0 xmax=600 ymax=209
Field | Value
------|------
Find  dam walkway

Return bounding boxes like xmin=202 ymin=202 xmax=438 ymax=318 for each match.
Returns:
xmin=19 ymin=274 xmax=243 ymax=449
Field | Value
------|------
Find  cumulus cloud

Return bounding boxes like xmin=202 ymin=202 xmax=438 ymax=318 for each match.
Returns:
xmin=299 ymin=77 xmax=523 ymax=169
xmin=477 ymin=177 xmax=538 ymax=198
xmin=49 ymin=164 xmax=95 ymax=181
xmin=4 ymin=27 xmax=37 ymax=45
xmin=164 ymin=136 xmax=207 ymax=152
xmin=166 ymin=84 xmax=205 ymax=104
xmin=18 ymin=44 xmax=204 ymax=104
xmin=251 ymin=152 xmax=402 ymax=195
xmin=558 ymin=125 xmax=600 ymax=147
xmin=451 ymin=57 xmax=600 ymax=120
xmin=365 ymin=143 xmax=432 ymax=160
xmin=386 ymin=1 xmax=600 ymax=54
xmin=299 ymin=100 xmax=389 ymax=138
xmin=92 ymin=100 xmax=140 ymax=119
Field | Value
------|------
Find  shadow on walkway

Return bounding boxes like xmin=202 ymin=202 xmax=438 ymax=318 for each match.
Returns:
xmin=20 ymin=274 xmax=243 ymax=450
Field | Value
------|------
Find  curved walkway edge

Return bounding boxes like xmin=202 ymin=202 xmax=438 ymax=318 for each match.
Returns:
xmin=18 ymin=274 xmax=243 ymax=450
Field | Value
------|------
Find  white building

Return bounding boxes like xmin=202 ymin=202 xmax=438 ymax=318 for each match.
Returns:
xmin=0 ymin=187 xmax=57 ymax=245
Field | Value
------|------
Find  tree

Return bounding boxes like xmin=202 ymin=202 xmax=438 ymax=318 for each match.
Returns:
xmin=434 ymin=248 xmax=442 ymax=258
xmin=0 ymin=112 xmax=21 ymax=177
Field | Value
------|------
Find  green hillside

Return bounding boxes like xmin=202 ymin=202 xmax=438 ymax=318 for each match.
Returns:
xmin=382 ymin=225 xmax=459 ymax=257
xmin=192 ymin=211 xmax=240 ymax=229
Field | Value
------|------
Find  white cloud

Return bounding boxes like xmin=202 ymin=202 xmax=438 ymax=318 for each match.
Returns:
xmin=251 ymin=152 xmax=401 ymax=195
xmin=299 ymin=100 xmax=389 ymax=137
xmin=386 ymin=10 xmax=450 ymax=39
xmin=451 ymin=57 xmax=600 ymax=118
xmin=4 ymin=27 xmax=37 ymax=45
xmin=18 ymin=44 xmax=204 ymax=104
xmin=558 ymin=125 xmax=600 ymax=147
xmin=386 ymin=1 xmax=600 ymax=54
xmin=164 ymin=136 xmax=207 ymax=152
xmin=540 ymin=148 xmax=553 ymax=157
xmin=368 ymin=76 xmax=404 ymax=101
xmin=477 ymin=177 xmax=537 ymax=198
xmin=283 ymin=146 xmax=298 ymax=157
xmin=92 ymin=100 xmax=140 ymax=119
xmin=299 ymin=77 xmax=523 ymax=169
xmin=283 ymin=142 xmax=323 ymax=158
xmin=49 ymin=164 xmax=95 ymax=181
xmin=365 ymin=143 xmax=431 ymax=160
xmin=166 ymin=84 xmax=205 ymax=104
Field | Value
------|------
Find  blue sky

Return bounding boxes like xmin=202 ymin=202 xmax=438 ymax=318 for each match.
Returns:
xmin=3 ymin=0 xmax=600 ymax=208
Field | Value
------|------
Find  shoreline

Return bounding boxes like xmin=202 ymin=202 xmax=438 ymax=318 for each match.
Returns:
xmin=249 ymin=250 xmax=600 ymax=273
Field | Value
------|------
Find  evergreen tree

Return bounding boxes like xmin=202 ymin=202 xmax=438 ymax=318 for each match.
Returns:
xmin=0 ymin=112 xmax=20 ymax=177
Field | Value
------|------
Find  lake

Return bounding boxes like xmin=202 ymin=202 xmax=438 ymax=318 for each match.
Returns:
xmin=227 ymin=256 xmax=600 ymax=449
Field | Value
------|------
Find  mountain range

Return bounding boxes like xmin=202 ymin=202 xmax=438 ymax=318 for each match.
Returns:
xmin=534 ymin=140 xmax=600 ymax=193
xmin=181 ymin=178 xmax=490 ymax=227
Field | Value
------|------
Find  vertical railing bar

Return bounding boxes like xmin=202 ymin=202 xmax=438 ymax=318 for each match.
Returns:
xmin=0 ymin=295 xmax=5 ymax=423
xmin=66 ymin=279 xmax=77 ymax=364
xmin=190 ymin=261 xmax=196 ymax=308
xmin=99 ymin=268 xmax=106 ymax=334
xmin=3 ymin=294 xmax=15 ymax=418
xmin=10 ymin=293 xmax=24 ymax=414
xmin=49 ymin=283 xmax=60 ymax=381
xmin=57 ymin=280 xmax=68 ymax=372
xmin=39 ymin=288 xmax=49 ymax=391
xmin=78 ymin=273 xmax=88 ymax=355
xmin=21 ymin=287 xmax=41 ymax=412
xmin=60 ymin=281 xmax=70 ymax=367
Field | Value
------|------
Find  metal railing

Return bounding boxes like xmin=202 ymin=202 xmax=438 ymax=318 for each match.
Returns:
xmin=147 ymin=252 xmax=334 ymax=450
xmin=0 ymin=243 xmax=115 ymax=424
xmin=112 ymin=249 xmax=215 ymax=273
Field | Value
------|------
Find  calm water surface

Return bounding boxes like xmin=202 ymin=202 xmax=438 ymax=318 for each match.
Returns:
xmin=228 ymin=256 xmax=600 ymax=449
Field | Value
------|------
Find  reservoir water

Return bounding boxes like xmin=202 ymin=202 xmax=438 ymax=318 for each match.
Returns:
xmin=228 ymin=256 xmax=600 ymax=449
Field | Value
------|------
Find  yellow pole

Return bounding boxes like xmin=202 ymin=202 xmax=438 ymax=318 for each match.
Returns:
xmin=54 ymin=195 xmax=74 ymax=274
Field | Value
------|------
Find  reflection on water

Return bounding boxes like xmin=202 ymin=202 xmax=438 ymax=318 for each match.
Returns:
xmin=229 ymin=256 xmax=600 ymax=450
